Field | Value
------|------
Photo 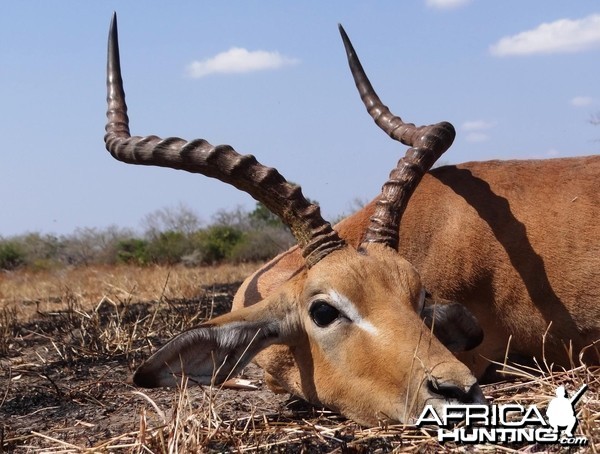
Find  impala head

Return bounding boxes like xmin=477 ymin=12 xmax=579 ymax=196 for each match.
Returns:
xmin=105 ymin=14 xmax=486 ymax=425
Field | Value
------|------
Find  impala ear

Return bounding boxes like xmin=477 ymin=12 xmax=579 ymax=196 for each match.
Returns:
xmin=421 ymin=295 xmax=483 ymax=353
xmin=133 ymin=297 xmax=296 ymax=388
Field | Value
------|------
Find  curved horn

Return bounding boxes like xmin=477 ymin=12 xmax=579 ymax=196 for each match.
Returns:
xmin=105 ymin=13 xmax=345 ymax=267
xmin=339 ymin=25 xmax=455 ymax=249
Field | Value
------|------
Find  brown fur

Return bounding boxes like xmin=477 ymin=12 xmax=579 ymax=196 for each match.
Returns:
xmin=252 ymin=244 xmax=480 ymax=424
xmin=235 ymin=156 xmax=600 ymax=383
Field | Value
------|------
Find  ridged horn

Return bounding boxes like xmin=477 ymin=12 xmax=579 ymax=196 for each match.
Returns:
xmin=339 ymin=25 xmax=455 ymax=250
xmin=105 ymin=13 xmax=346 ymax=268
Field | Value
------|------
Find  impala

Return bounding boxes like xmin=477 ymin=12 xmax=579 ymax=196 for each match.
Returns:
xmin=104 ymin=14 xmax=599 ymax=425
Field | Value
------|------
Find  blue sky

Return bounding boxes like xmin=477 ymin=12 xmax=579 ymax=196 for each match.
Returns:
xmin=1 ymin=1 xmax=599 ymax=236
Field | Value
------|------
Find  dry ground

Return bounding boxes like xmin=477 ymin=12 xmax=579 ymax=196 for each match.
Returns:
xmin=1 ymin=264 xmax=598 ymax=453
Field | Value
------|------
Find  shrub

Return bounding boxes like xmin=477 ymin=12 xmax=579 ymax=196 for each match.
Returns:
xmin=0 ymin=203 xmax=303 ymax=270
xmin=0 ymin=241 xmax=26 ymax=270
xmin=60 ymin=226 xmax=136 ymax=266
xmin=116 ymin=238 xmax=150 ymax=265
xmin=229 ymin=228 xmax=294 ymax=263
xmin=194 ymin=225 xmax=245 ymax=264
xmin=145 ymin=231 xmax=191 ymax=265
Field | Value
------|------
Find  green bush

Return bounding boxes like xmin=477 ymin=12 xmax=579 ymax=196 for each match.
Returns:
xmin=194 ymin=225 xmax=244 ymax=264
xmin=116 ymin=238 xmax=150 ymax=265
xmin=145 ymin=231 xmax=191 ymax=265
xmin=0 ymin=241 xmax=26 ymax=270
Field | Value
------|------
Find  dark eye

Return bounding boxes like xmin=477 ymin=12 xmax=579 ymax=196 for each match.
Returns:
xmin=310 ymin=300 xmax=340 ymax=327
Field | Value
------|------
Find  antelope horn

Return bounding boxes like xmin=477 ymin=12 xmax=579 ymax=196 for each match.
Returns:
xmin=105 ymin=13 xmax=346 ymax=268
xmin=339 ymin=25 xmax=455 ymax=250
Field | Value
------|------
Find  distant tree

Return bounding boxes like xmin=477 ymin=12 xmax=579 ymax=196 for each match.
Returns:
xmin=211 ymin=205 xmax=251 ymax=231
xmin=142 ymin=204 xmax=202 ymax=239
xmin=116 ymin=238 xmax=149 ymax=265
xmin=61 ymin=227 xmax=98 ymax=265
xmin=11 ymin=232 xmax=62 ymax=270
xmin=61 ymin=226 xmax=135 ymax=266
xmin=249 ymin=202 xmax=283 ymax=228
xmin=0 ymin=240 xmax=26 ymax=270
xmin=145 ymin=231 xmax=191 ymax=265
xmin=229 ymin=227 xmax=294 ymax=263
xmin=193 ymin=225 xmax=245 ymax=264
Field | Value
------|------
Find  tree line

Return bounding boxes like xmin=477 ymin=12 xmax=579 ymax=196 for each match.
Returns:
xmin=0 ymin=203 xmax=295 ymax=271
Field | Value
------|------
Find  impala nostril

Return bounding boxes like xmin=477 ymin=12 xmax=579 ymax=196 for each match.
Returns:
xmin=427 ymin=379 xmax=466 ymax=400
xmin=466 ymin=383 xmax=488 ymax=405
xmin=427 ymin=379 xmax=487 ymax=404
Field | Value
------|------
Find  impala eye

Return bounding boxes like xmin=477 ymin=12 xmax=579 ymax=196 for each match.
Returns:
xmin=310 ymin=301 xmax=340 ymax=327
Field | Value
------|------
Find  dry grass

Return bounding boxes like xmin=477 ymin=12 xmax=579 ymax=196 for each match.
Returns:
xmin=0 ymin=263 xmax=256 ymax=320
xmin=1 ymin=264 xmax=598 ymax=453
xmin=43 ymin=365 xmax=597 ymax=453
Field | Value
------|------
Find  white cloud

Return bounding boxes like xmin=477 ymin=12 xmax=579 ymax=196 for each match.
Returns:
xmin=186 ymin=47 xmax=299 ymax=78
xmin=570 ymin=96 xmax=593 ymax=107
xmin=425 ymin=0 xmax=472 ymax=10
xmin=462 ymin=120 xmax=497 ymax=132
xmin=461 ymin=120 xmax=496 ymax=143
xmin=490 ymin=14 xmax=600 ymax=57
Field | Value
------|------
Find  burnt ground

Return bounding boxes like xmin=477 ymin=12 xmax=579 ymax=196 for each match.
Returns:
xmin=0 ymin=283 xmax=403 ymax=453
xmin=1 ymin=282 xmax=598 ymax=453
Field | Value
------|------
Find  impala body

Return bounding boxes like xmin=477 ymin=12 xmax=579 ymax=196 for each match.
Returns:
xmin=238 ymin=156 xmax=600 ymax=392
xmin=104 ymin=14 xmax=599 ymax=425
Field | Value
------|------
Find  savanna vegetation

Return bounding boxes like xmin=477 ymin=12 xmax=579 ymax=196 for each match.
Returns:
xmin=1 ymin=202 xmax=598 ymax=452
xmin=0 ymin=202 xmax=295 ymax=272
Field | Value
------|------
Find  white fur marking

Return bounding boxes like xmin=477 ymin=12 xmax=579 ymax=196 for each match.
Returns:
xmin=327 ymin=290 xmax=379 ymax=335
